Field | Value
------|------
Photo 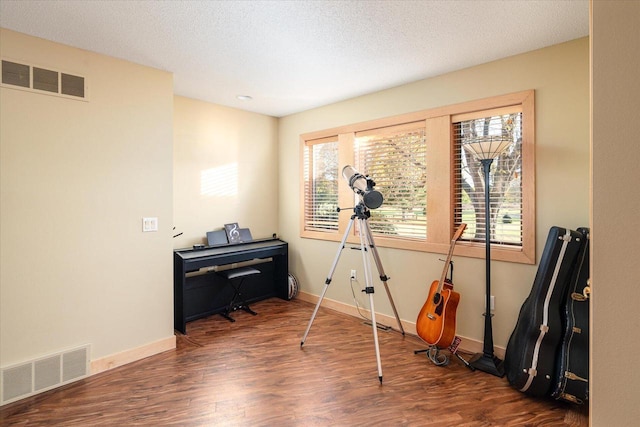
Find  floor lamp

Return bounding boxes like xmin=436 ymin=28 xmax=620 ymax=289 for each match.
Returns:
xmin=463 ymin=137 xmax=512 ymax=377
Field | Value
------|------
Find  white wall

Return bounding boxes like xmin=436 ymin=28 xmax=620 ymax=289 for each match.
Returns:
xmin=0 ymin=29 xmax=175 ymax=371
xmin=278 ymin=38 xmax=590 ymax=352
xmin=591 ymin=1 xmax=640 ymax=425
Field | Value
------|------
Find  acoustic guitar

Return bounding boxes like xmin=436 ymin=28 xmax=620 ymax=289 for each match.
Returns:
xmin=416 ymin=223 xmax=466 ymax=348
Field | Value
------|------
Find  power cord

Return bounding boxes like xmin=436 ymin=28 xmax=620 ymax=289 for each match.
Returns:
xmin=349 ymin=276 xmax=370 ymax=321
xmin=349 ymin=276 xmax=392 ymax=331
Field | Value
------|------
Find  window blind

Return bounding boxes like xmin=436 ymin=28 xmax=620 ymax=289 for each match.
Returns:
xmin=303 ymin=138 xmax=339 ymax=232
xmin=355 ymin=123 xmax=427 ymax=240
xmin=453 ymin=112 xmax=523 ymax=247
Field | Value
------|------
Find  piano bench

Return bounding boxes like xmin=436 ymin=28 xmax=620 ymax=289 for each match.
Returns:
xmin=217 ymin=266 xmax=261 ymax=322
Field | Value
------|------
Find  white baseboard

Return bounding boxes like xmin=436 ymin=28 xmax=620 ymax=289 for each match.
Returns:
xmin=90 ymin=335 xmax=176 ymax=375
xmin=297 ymin=291 xmax=505 ymax=359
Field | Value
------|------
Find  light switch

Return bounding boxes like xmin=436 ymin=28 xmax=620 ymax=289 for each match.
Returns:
xmin=142 ymin=217 xmax=158 ymax=232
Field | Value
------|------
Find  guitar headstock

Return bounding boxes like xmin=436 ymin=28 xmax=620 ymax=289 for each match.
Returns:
xmin=452 ymin=223 xmax=467 ymax=242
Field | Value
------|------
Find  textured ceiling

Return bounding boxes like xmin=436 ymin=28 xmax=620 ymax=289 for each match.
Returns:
xmin=0 ymin=0 xmax=589 ymax=117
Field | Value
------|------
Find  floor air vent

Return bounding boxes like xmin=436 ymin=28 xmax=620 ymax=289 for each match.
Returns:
xmin=1 ymin=345 xmax=90 ymax=406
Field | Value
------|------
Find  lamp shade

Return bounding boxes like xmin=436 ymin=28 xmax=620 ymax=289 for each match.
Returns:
xmin=463 ymin=137 xmax=512 ymax=160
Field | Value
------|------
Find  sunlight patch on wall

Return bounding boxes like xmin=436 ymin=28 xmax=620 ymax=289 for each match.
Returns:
xmin=201 ymin=163 xmax=238 ymax=196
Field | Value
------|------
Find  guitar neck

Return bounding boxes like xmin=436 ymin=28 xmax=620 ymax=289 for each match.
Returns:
xmin=436 ymin=241 xmax=456 ymax=292
xmin=435 ymin=224 xmax=467 ymax=293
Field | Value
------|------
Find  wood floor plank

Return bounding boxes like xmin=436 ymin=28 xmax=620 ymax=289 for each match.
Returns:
xmin=0 ymin=298 xmax=588 ymax=426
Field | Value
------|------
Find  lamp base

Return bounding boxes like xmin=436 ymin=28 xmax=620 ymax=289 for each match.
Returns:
xmin=469 ymin=352 xmax=505 ymax=377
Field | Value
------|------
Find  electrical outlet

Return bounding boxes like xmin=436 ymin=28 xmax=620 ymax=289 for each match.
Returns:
xmin=490 ymin=295 xmax=495 ymax=310
xmin=350 ymin=269 xmax=357 ymax=280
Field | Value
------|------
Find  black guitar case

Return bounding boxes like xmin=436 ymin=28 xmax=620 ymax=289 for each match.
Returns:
xmin=551 ymin=227 xmax=590 ymax=404
xmin=503 ymin=226 xmax=584 ymax=397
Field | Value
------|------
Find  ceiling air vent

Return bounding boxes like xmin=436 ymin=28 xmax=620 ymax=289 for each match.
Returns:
xmin=1 ymin=59 xmax=87 ymax=101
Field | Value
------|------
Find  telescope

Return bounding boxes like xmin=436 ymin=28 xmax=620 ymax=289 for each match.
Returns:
xmin=342 ymin=165 xmax=383 ymax=209
xmin=303 ymin=165 xmax=403 ymax=384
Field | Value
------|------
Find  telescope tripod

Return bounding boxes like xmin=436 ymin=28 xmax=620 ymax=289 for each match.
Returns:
xmin=300 ymin=203 xmax=405 ymax=383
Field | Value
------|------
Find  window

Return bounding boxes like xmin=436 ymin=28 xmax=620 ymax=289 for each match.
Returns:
xmin=303 ymin=137 xmax=339 ymax=233
xmin=301 ymin=91 xmax=535 ymax=263
xmin=355 ymin=123 xmax=427 ymax=240
xmin=453 ymin=111 xmax=523 ymax=247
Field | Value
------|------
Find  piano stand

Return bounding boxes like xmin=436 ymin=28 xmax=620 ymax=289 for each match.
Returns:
xmin=173 ymin=238 xmax=288 ymax=334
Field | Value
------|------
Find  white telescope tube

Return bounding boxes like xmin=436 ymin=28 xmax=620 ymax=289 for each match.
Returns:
xmin=341 ymin=165 xmax=383 ymax=209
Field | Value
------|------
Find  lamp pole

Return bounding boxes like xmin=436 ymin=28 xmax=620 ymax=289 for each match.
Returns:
xmin=469 ymin=157 xmax=505 ymax=377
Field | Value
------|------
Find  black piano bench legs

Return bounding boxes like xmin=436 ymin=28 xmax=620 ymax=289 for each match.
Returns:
xmin=219 ymin=266 xmax=261 ymax=322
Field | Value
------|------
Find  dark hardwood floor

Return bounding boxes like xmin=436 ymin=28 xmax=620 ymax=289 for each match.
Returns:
xmin=1 ymin=298 xmax=588 ymax=426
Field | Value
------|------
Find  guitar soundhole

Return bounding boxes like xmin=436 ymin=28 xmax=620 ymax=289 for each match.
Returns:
xmin=434 ymin=298 xmax=444 ymax=316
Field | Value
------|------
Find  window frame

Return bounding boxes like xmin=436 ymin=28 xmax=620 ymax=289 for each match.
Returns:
xmin=300 ymin=90 xmax=535 ymax=264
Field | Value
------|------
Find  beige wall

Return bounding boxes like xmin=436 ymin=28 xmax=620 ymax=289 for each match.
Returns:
xmin=0 ymin=30 xmax=174 ymax=368
xmin=6 ymin=8 xmax=636 ymax=422
xmin=591 ymin=1 xmax=640 ymax=425
xmin=279 ymin=38 xmax=590 ymax=353
xmin=173 ymin=96 xmax=279 ymax=248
